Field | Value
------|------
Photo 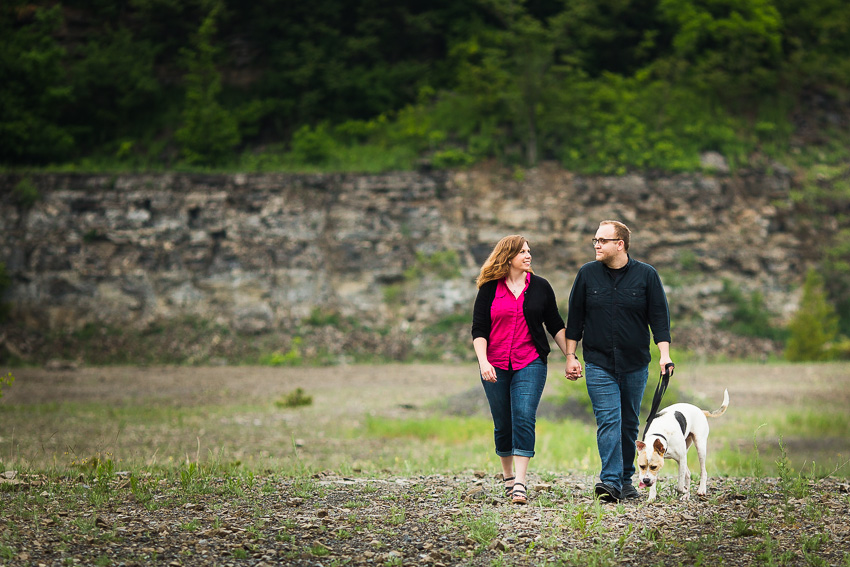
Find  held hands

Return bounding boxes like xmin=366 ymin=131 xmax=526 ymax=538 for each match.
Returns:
xmin=565 ymin=357 xmax=582 ymax=381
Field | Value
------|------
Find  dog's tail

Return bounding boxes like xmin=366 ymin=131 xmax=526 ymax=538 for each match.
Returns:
xmin=703 ymin=388 xmax=729 ymax=418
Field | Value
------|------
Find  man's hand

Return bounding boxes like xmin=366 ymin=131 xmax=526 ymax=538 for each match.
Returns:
xmin=565 ymin=357 xmax=583 ymax=381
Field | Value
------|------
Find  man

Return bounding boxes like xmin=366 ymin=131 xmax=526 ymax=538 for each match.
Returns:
xmin=564 ymin=220 xmax=673 ymax=502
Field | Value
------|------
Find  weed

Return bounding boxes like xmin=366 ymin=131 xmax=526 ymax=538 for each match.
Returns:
xmin=291 ymin=477 xmax=325 ymax=499
xmin=276 ymin=387 xmax=313 ymax=408
xmin=387 ymin=505 xmax=405 ymax=526
xmin=0 ymin=545 xmax=16 ymax=561
xmin=260 ymin=338 xmax=304 ymax=366
xmin=309 ymin=542 xmax=331 ymax=556
xmin=731 ymin=517 xmax=760 ymax=537
xmin=552 ymin=544 xmax=617 ymax=566
xmin=460 ymin=508 xmax=499 ymax=548
xmin=0 ymin=371 xmax=14 ymax=399
xmin=535 ymin=492 xmax=556 ymax=508
xmin=776 ymin=437 xmax=812 ymax=500
xmin=569 ymin=503 xmax=604 ymax=539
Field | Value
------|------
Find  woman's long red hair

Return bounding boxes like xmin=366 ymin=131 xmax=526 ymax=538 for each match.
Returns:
xmin=475 ymin=235 xmax=532 ymax=288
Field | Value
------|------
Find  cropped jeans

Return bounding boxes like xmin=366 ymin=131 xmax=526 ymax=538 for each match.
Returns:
xmin=480 ymin=357 xmax=547 ymax=458
xmin=585 ymin=362 xmax=648 ymax=490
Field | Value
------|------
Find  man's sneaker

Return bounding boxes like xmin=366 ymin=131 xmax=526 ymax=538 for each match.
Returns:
xmin=594 ymin=482 xmax=621 ymax=503
xmin=620 ymin=483 xmax=640 ymax=500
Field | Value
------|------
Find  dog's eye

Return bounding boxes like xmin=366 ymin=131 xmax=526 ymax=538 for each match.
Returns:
xmin=650 ymin=466 xmax=659 ymax=471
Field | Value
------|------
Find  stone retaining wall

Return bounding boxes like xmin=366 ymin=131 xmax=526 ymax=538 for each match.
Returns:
xmin=0 ymin=165 xmax=806 ymax=358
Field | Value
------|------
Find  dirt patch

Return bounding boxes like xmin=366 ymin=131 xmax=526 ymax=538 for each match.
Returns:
xmin=3 ymin=470 xmax=849 ymax=566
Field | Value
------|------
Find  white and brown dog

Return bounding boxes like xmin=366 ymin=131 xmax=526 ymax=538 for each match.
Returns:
xmin=636 ymin=389 xmax=729 ymax=502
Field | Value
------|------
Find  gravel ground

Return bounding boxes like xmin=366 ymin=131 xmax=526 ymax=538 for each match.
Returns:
xmin=3 ymin=469 xmax=850 ymax=566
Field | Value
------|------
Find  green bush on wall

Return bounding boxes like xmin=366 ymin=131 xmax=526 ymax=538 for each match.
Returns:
xmin=785 ymin=269 xmax=840 ymax=361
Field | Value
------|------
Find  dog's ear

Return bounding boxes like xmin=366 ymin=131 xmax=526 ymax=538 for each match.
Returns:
xmin=653 ymin=438 xmax=666 ymax=456
xmin=636 ymin=440 xmax=646 ymax=451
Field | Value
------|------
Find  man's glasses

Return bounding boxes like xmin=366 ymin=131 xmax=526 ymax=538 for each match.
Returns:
xmin=592 ymin=237 xmax=621 ymax=246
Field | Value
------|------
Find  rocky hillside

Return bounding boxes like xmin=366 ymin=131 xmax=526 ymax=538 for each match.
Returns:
xmin=0 ymin=165 xmax=810 ymax=364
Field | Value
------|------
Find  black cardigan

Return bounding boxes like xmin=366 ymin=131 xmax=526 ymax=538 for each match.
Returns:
xmin=471 ymin=274 xmax=565 ymax=363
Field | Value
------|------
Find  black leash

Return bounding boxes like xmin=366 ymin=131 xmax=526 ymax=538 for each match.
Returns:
xmin=641 ymin=363 xmax=675 ymax=441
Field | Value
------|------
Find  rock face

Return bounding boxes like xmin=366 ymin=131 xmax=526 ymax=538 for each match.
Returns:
xmin=0 ymin=165 xmax=806 ymax=360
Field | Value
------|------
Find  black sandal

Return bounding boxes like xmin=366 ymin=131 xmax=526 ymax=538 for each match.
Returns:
xmin=503 ymin=475 xmax=516 ymax=498
xmin=511 ymin=482 xmax=527 ymax=504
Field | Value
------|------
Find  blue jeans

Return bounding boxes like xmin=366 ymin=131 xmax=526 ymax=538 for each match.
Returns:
xmin=480 ymin=358 xmax=547 ymax=458
xmin=585 ymin=362 xmax=648 ymax=490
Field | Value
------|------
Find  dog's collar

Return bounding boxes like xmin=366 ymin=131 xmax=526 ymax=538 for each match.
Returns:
xmin=651 ymin=433 xmax=667 ymax=446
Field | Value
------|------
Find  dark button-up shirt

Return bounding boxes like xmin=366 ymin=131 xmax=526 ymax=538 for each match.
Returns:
xmin=566 ymin=257 xmax=671 ymax=373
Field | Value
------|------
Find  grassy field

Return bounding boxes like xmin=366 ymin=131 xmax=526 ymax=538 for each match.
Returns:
xmin=2 ymin=362 xmax=850 ymax=567
xmin=2 ymin=361 xmax=848 ymax=478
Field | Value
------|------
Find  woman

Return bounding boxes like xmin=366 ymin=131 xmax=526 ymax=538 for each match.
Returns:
xmin=471 ymin=235 xmax=569 ymax=504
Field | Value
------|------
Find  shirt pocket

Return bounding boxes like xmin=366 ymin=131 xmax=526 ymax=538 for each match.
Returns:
xmin=620 ymin=287 xmax=646 ymax=311
xmin=587 ymin=287 xmax=611 ymax=307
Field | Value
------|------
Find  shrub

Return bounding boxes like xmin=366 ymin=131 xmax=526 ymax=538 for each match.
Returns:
xmin=785 ymin=269 xmax=840 ymax=361
xmin=289 ymin=124 xmax=337 ymax=165
xmin=12 ymin=177 xmax=40 ymax=208
xmin=259 ymin=338 xmax=302 ymax=366
xmin=718 ymin=279 xmax=785 ymax=341
xmin=0 ymin=372 xmax=13 ymax=400
xmin=275 ymin=388 xmax=313 ymax=408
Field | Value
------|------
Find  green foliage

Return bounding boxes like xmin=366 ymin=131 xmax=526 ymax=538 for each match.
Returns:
xmin=12 ymin=176 xmax=40 ymax=208
xmin=289 ymin=124 xmax=337 ymax=165
xmin=422 ymin=313 xmax=468 ymax=335
xmin=259 ymin=338 xmax=303 ymax=367
xmin=66 ymin=25 xmax=161 ymax=152
xmin=275 ymin=388 xmax=313 ymax=409
xmin=303 ymin=307 xmax=342 ymax=327
xmin=821 ymin=227 xmax=850 ymax=338
xmin=0 ymin=0 xmax=849 ymax=171
xmin=655 ymin=0 xmax=783 ymax=102
xmin=0 ymin=371 xmax=14 ymax=399
xmin=404 ymin=250 xmax=462 ymax=280
xmin=718 ymin=279 xmax=786 ymax=341
xmin=174 ymin=0 xmax=240 ymax=166
xmin=786 ymin=269 xmax=840 ymax=361
xmin=0 ymin=4 xmax=73 ymax=163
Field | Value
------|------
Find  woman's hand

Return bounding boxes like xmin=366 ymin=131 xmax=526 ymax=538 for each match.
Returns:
xmin=479 ymin=360 xmax=497 ymax=382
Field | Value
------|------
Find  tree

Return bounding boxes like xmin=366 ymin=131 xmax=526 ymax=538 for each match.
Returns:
xmin=655 ymin=0 xmax=784 ymax=103
xmin=785 ymin=268 xmax=839 ymax=361
xmin=175 ymin=0 xmax=240 ymax=166
xmin=0 ymin=4 xmax=74 ymax=163
xmin=448 ymin=4 xmax=557 ymax=166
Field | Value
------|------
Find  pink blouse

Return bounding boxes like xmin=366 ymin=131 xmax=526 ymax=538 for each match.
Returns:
xmin=487 ymin=273 xmax=539 ymax=370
